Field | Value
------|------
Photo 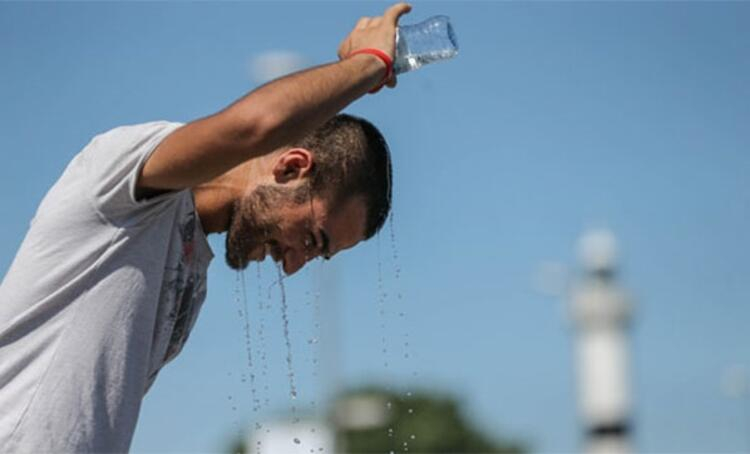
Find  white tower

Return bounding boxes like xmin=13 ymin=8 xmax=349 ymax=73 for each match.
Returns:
xmin=570 ymin=229 xmax=634 ymax=454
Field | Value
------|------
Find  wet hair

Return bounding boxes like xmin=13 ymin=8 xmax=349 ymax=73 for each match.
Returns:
xmin=295 ymin=114 xmax=392 ymax=240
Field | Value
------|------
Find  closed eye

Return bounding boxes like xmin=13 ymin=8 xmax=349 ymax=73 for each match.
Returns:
xmin=306 ymin=232 xmax=317 ymax=254
xmin=308 ymin=229 xmax=331 ymax=260
xmin=319 ymin=228 xmax=331 ymax=260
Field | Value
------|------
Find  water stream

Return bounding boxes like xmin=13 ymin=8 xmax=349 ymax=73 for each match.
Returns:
xmin=275 ymin=261 xmax=300 ymax=436
xmin=376 ymin=234 xmax=396 ymax=449
xmin=388 ymin=214 xmax=419 ymax=451
xmin=229 ymin=273 xmax=245 ymax=443
xmin=255 ymin=263 xmax=271 ymax=411
xmin=239 ymin=270 xmax=261 ymax=414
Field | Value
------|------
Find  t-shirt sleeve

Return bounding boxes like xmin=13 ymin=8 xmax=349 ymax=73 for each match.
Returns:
xmin=83 ymin=121 xmax=185 ymax=223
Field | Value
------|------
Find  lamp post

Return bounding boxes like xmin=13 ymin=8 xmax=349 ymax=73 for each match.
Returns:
xmin=570 ymin=229 xmax=634 ymax=454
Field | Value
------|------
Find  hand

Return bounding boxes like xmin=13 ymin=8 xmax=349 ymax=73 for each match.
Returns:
xmin=338 ymin=3 xmax=412 ymax=89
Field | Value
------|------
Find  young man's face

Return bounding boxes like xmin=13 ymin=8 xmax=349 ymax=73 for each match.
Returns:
xmin=225 ymin=185 xmax=367 ymax=275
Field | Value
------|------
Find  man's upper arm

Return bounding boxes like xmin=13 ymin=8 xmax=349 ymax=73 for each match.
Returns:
xmin=137 ymin=110 xmax=268 ymax=193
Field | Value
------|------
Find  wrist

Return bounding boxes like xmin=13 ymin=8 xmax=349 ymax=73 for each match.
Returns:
xmin=346 ymin=48 xmax=393 ymax=94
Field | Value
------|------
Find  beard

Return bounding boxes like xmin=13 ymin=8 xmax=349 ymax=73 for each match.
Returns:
xmin=225 ymin=184 xmax=308 ymax=270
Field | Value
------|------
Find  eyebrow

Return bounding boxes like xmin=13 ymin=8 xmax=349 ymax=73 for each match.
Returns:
xmin=319 ymin=228 xmax=331 ymax=260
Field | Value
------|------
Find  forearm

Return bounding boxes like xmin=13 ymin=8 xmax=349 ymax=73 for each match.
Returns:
xmin=226 ymin=53 xmax=384 ymax=156
xmin=147 ymin=55 xmax=384 ymax=190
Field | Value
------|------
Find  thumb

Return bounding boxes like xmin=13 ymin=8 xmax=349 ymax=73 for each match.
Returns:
xmin=384 ymin=2 xmax=412 ymax=25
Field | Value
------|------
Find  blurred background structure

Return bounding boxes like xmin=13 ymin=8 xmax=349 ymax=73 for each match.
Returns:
xmin=570 ymin=230 xmax=633 ymax=454
xmin=2 ymin=2 xmax=749 ymax=453
xmin=229 ymin=387 xmax=526 ymax=453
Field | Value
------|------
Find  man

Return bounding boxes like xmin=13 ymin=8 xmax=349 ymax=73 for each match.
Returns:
xmin=0 ymin=3 xmax=411 ymax=451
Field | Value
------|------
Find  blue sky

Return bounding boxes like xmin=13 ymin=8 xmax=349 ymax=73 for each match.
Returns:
xmin=1 ymin=1 xmax=749 ymax=452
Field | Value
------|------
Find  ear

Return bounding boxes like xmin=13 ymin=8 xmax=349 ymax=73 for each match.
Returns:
xmin=272 ymin=148 xmax=314 ymax=184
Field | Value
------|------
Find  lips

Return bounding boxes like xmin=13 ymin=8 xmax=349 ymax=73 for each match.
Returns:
xmin=265 ymin=241 xmax=284 ymax=264
xmin=242 ymin=241 xmax=285 ymax=270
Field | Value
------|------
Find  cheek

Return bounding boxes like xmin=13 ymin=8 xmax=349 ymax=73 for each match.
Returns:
xmin=227 ymin=212 xmax=243 ymax=242
xmin=277 ymin=225 xmax=302 ymax=249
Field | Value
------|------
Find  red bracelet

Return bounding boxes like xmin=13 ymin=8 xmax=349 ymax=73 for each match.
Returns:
xmin=347 ymin=48 xmax=393 ymax=94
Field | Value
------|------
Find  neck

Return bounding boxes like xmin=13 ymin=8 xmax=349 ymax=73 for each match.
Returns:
xmin=194 ymin=159 xmax=267 ymax=234
xmin=192 ymin=182 xmax=235 ymax=234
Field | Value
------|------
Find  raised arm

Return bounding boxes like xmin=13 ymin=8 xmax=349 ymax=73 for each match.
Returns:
xmin=138 ymin=3 xmax=411 ymax=193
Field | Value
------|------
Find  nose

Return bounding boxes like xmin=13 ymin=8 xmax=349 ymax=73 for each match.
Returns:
xmin=283 ymin=248 xmax=314 ymax=276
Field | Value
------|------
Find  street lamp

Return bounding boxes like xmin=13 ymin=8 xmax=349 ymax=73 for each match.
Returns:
xmin=570 ymin=229 xmax=634 ymax=454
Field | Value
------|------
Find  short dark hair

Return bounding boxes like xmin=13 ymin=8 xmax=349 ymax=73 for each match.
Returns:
xmin=295 ymin=114 xmax=392 ymax=240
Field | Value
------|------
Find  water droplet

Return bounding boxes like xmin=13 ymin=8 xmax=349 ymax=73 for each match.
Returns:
xmin=410 ymin=434 xmax=416 ymax=440
xmin=406 ymin=391 xmax=412 ymax=397
xmin=386 ymin=401 xmax=392 ymax=409
xmin=408 ymin=408 xmax=413 ymax=414
xmin=293 ymin=438 xmax=301 ymax=444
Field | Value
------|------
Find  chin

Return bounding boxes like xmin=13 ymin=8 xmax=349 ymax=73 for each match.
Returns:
xmin=225 ymin=252 xmax=247 ymax=270
xmin=224 ymin=237 xmax=244 ymax=270
xmin=225 ymin=244 xmax=252 ymax=270
xmin=227 ymin=242 xmax=266 ymax=270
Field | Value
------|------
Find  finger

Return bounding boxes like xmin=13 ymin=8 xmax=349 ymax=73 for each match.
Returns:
xmin=356 ymin=17 xmax=371 ymax=30
xmin=386 ymin=75 xmax=398 ymax=89
xmin=341 ymin=37 xmax=356 ymax=57
xmin=338 ymin=40 xmax=350 ymax=59
xmin=383 ymin=2 xmax=412 ymax=25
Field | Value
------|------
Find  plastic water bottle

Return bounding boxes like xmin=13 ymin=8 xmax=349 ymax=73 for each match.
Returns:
xmin=393 ymin=15 xmax=458 ymax=75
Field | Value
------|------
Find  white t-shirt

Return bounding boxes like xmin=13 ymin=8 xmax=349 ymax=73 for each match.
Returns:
xmin=0 ymin=121 xmax=214 ymax=452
